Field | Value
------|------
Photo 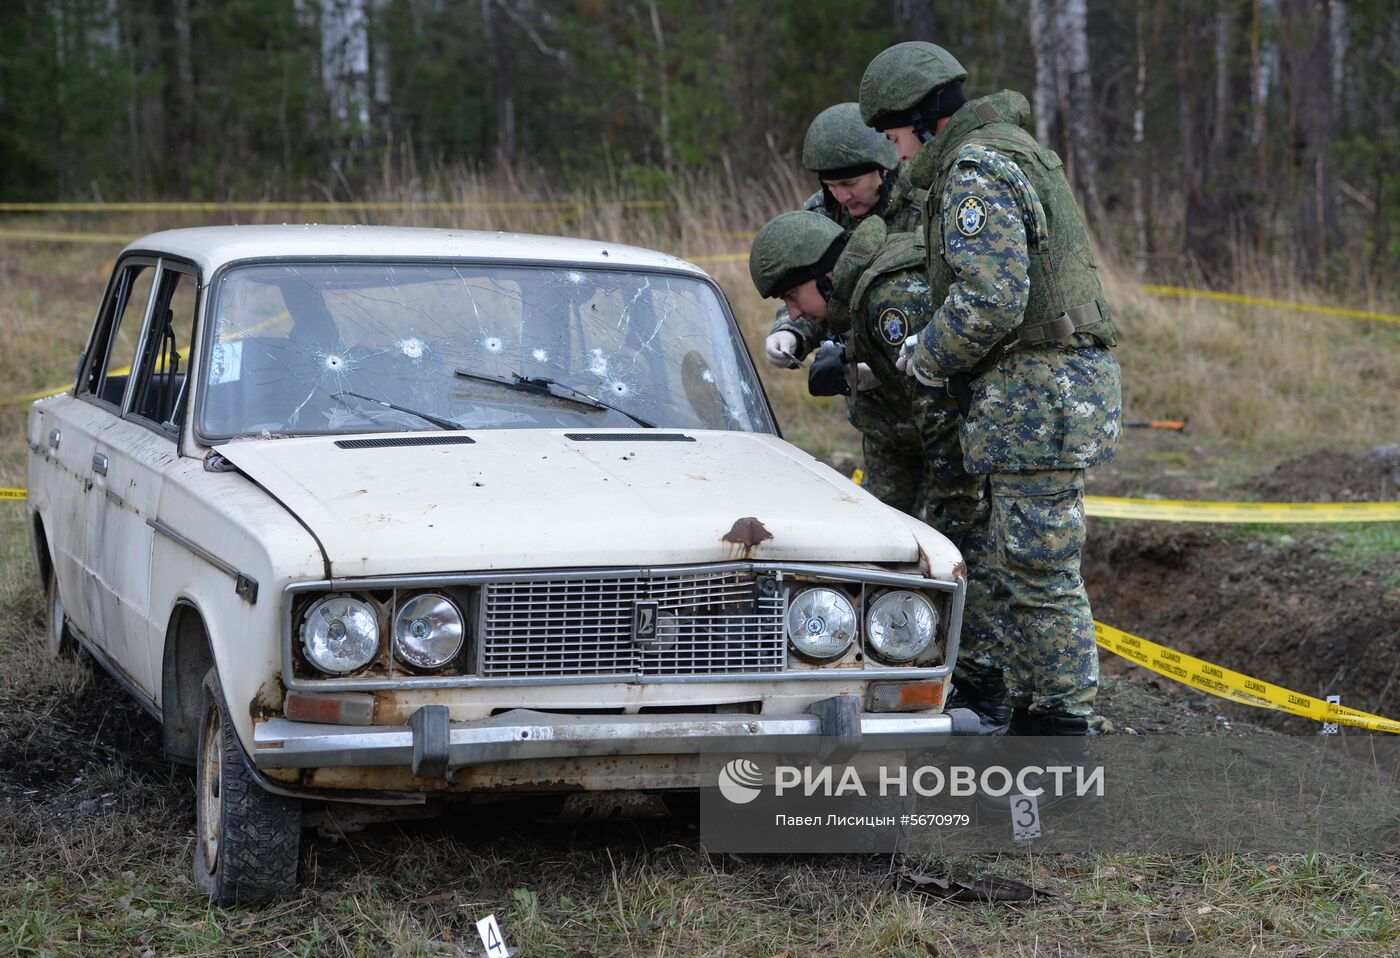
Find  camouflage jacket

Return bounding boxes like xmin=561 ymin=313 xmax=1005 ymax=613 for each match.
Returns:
xmin=769 ymin=162 xmax=925 ymax=358
xmin=907 ymin=91 xmax=1121 ymax=475
xmin=827 ymin=218 xmax=939 ymax=400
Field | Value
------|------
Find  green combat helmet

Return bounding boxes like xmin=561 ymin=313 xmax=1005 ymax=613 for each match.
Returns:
xmin=802 ymin=102 xmax=898 ymax=177
xmin=749 ymin=211 xmax=846 ymax=299
xmin=859 ymin=41 xmax=968 ymax=137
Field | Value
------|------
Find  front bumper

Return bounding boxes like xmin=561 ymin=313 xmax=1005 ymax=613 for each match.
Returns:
xmin=253 ymin=699 xmax=980 ymax=779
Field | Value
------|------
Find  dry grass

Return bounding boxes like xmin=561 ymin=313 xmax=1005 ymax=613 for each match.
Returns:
xmin=2 ymin=170 xmax=1399 ymax=955
xmin=3 ymin=164 xmax=1395 ymax=479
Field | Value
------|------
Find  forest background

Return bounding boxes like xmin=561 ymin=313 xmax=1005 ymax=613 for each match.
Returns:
xmin=2 ymin=0 xmax=1396 ymax=298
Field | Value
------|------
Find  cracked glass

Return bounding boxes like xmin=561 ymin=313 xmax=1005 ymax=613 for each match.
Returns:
xmin=198 ymin=262 xmax=772 ymax=439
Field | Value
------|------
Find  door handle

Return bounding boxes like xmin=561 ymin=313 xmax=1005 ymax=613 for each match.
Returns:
xmin=48 ymin=429 xmax=61 ymax=449
xmin=92 ymin=453 xmax=108 ymax=476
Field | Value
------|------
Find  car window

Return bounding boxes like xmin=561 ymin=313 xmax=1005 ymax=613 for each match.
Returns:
xmin=83 ymin=261 xmax=156 ymax=408
xmin=130 ymin=264 xmax=198 ymax=431
xmin=198 ymin=262 xmax=773 ymax=439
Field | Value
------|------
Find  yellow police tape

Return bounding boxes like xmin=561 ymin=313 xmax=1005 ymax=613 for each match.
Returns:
xmin=1084 ymin=495 xmax=1400 ymax=524
xmin=687 ymin=252 xmax=750 ymax=264
xmin=1095 ymin=621 xmax=1400 ymax=734
xmin=0 ymin=474 xmax=1387 ymax=732
xmin=0 ymin=228 xmax=138 ymax=245
xmin=1138 ymin=284 xmax=1400 ymax=327
xmin=3 ymin=220 xmax=1398 ymax=328
xmin=0 ymin=200 xmax=670 ymax=213
xmin=848 ymin=471 xmax=1396 ymax=523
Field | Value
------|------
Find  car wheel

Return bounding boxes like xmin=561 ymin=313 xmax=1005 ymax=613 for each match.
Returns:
xmin=194 ymin=667 xmax=301 ymax=904
xmin=44 ymin=573 xmax=76 ymax=658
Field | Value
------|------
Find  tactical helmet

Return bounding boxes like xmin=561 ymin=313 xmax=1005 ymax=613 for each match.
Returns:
xmin=801 ymin=102 xmax=898 ymax=177
xmin=859 ymin=41 xmax=968 ymax=130
xmin=749 ymin=211 xmax=846 ymax=299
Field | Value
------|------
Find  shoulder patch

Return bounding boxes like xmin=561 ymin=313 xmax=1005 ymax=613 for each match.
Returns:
xmin=954 ymin=194 xmax=988 ymax=237
xmin=877 ymin=307 xmax=909 ymax=346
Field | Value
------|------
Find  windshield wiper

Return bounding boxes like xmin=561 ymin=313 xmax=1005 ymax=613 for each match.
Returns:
xmin=331 ymin=391 xmax=462 ymax=431
xmin=453 ymin=369 xmax=656 ymax=429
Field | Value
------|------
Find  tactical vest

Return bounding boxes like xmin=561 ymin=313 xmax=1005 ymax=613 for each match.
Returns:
xmin=829 ymin=218 xmax=928 ymax=390
xmin=911 ymin=92 xmax=1118 ymax=356
xmin=880 ymin=163 xmax=926 ymax=233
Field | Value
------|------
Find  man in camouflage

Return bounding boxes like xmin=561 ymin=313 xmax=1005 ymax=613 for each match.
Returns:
xmin=764 ymin=102 xmax=923 ymax=369
xmin=749 ymin=210 xmax=1008 ymax=733
xmin=860 ymin=41 xmax=1123 ymax=736
xmin=761 ymin=103 xmax=934 ymax=522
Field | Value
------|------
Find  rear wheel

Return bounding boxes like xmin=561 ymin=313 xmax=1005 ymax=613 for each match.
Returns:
xmin=194 ymin=668 xmax=301 ymax=904
xmin=44 ymin=573 xmax=75 ymax=658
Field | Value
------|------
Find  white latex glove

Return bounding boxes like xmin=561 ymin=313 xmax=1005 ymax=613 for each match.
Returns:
xmin=851 ymin=362 xmax=880 ymax=391
xmin=897 ymin=334 xmax=946 ymax=387
xmin=764 ymin=330 xmax=800 ymax=368
xmin=895 ymin=333 xmax=919 ymax=376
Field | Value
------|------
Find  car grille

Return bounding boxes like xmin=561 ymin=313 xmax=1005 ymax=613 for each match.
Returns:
xmin=480 ymin=570 xmax=786 ymax=677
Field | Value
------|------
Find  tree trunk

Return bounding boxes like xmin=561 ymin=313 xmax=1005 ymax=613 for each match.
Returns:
xmin=890 ymin=0 xmax=936 ymax=41
xmin=647 ymin=0 xmax=672 ymax=171
xmin=1283 ymin=0 xmax=1340 ymax=282
xmin=1132 ymin=0 xmax=1153 ymax=275
xmin=321 ymin=0 xmax=372 ymax=138
xmin=482 ymin=0 xmax=517 ymax=165
xmin=1027 ymin=0 xmax=1101 ymax=219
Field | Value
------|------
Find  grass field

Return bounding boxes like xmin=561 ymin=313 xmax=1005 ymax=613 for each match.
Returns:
xmin=2 ymin=173 xmax=1398 ymax=956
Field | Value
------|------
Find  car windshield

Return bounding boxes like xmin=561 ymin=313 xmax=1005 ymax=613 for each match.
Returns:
xmin=197 ymin=262 xmax=772 ymax=438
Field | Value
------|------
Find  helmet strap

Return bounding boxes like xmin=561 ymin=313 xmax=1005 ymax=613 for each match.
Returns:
xmin=872 ymin=168 xmax=894 ymax=217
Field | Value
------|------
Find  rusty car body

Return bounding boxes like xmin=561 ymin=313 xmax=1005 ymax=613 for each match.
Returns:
xmin=25 ymin=225 xmax=971 ymax=902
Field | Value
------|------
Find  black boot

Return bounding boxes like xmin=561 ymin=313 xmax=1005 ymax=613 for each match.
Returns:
xmin=978 ymin=711 xmax=1099 ymax=814
xmin=946 ymin=674 xmax=1012 ymax=735
xmin=1009 ymin=709 xmax=1096 ymax=736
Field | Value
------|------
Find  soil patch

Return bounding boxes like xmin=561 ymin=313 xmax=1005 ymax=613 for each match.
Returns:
xmin=1084 ymin=518 xmax=1400 ymax=733
xmin=1242 ymin=446 xmax=1400 ymax=502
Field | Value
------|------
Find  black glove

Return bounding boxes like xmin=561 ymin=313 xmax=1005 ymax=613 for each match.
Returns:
xmin=948 ymin=372 xmax=974 ymax=417
xmin=808 ymin=342 xmax=850 ymax=396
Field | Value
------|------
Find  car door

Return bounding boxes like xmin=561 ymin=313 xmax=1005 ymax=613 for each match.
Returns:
xmin=93 ymin=257 xmax=201 ymax=700
xmin=53 ymin=257 xmax=158 ymax=655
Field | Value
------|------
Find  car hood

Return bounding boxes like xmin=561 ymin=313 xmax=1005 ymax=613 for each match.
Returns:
xmin=216 ymin=430 xmax=926 ymax=578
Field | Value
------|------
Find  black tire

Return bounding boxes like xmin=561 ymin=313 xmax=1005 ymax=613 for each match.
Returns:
xmin=194 ymin=668 xmax=301 ymax=904
xmin=44 ymin=572 xmax=76 ymax=658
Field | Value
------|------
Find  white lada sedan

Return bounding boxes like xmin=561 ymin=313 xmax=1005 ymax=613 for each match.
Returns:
xmin=25 ymin=225 xmax=971 ymax=902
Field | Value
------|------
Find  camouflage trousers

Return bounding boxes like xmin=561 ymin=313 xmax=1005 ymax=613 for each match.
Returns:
xmin=981 ymin=469 xmax=1098 ymax=718
xmin=848 ymin=385 xmax=1004 ymax=688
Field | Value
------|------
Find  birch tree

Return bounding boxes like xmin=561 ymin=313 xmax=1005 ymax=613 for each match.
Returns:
xmin=1028 ymin=0 xmax=1102 ymax=218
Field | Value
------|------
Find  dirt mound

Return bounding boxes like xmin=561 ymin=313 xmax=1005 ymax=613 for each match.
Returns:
xmin=0 ymin=663 xmax=175 ymax=820
xmin=1242 ymin=447 xmax=1400 ymax=502
xmin=1083 ymin=518 xmax=1400 ymax=732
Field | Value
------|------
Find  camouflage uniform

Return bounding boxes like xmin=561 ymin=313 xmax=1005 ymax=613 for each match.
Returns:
xmin=825 ymin=218 xmax=1001 ymax=691
xmin=764 ymin=105 xmax=934 ymax=530
xmin=898 ymin=89 xmax=1122 ymax=721
xmin=750 ymin=208 xmax=1006 ymax=719
xmin=767 ymin=164 xmax=929 ymax=517
xmin=768 ymin=162 xmax=924 ymax=358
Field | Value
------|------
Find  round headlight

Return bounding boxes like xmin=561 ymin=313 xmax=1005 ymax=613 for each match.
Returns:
xmin=302 ymin=595 xmax=380 ymax=674
xmin=393 ymin=593 xmax=464 ymax=669
xmin=785 ymin=588 xmax=856 ymax=662
xmin=866 ymin=591 xmax=938 ymax=663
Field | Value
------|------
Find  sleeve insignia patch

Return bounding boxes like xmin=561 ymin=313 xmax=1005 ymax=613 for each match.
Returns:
xmin=877 ymin=307 xmax=908 ymax=345
xmin=955 ymin=194 xmax=988 ymax=237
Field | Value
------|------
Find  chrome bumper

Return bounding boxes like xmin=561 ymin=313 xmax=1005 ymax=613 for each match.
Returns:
xmin=253 ymin=701 xmax=975 ymax=777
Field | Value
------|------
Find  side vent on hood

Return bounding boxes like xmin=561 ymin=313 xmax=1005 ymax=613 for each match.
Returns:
xmin=565 ymin=433 xmax=695 ymax=442
xmin=334 ymin=435 xmax=476 ymax=449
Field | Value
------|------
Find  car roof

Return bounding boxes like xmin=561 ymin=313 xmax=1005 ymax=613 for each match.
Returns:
xmin=123 ymin=224 xmax=711 ymax=278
